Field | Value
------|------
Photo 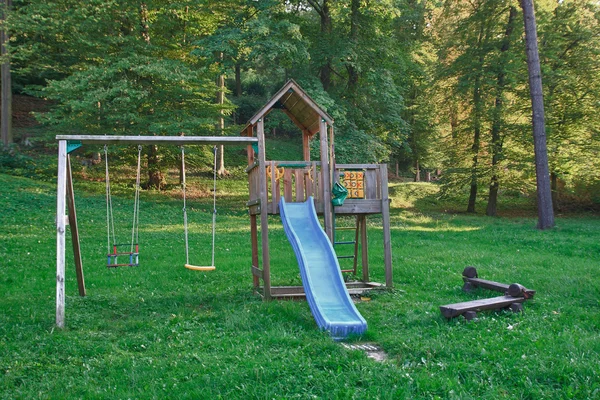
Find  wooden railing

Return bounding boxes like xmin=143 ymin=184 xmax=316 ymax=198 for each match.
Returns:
xmin=248 ymin=161 xmax=388 ymax=216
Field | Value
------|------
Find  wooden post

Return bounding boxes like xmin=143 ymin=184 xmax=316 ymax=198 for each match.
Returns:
xmin=250 ymin=214 xmax=259 ymax=287
xmin=302 ymin=130 xmax=311 ymax=161
xmin=257 ymin=118 xmax=271 ymax=299
xmin=359 ymin=215 xmax=369 ymax=282
xmin=56 ymin=140 xmax=67 ymax=327
xmin=319 ymin=120 xmax=333 ymax=242
xmin=380 ymin=164 xmax=393 ymax=287
xmin=66 ymin=155 xmax=86 ymax=296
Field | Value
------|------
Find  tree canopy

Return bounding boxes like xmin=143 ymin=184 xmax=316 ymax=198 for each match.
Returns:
xmin=5 ymin=0 xmax=600 ymax=212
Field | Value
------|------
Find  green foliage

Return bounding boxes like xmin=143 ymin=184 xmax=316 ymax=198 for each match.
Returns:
xmin=39 ymin=55 xmax=222 ymax=136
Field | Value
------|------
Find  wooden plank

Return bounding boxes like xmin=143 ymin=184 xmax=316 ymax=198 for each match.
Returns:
xmin=335 ymin=163 xmax=379 ymax=169
xmin=311 ymin=162 xmax=319 ymax=202
xmin=364 ymin=169 xmax=378 ymax=199
xmin=463 ymin=277 xmax=536 ymax=298
xmin=256 ymin=119 xmax=271 ymax=300
xmin=302 ymin=131 xmax=311 ymax=161
xmin=56 ymin=135 xmax=258 ymax=146
xmin=294 ymin=169 xmax=305 ymax=201
xmin=283 ymin=168 xmax=293 ymax=202
xmin=379 ymin=164 xmax=393 ymax=288
xmin=359 ymin=215 xmax=369 ymax=282
xmin=440 ymin=296 xmax=526 ymax=319
xmin=66 ymin=156 xmax=86 ymax=297
xmin=56 ymin=140 xmax=67 ymax=328
xmin=333 ymin=199 xmax=382 ymax=214
xmin=245 ymin=162 xmax=258 ymax=173
xmin=251 ymin=264 xmax=262 ymax=280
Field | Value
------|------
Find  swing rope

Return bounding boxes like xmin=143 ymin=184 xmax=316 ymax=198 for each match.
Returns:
xmin=104 ymin=145 xmax=142 ymax=267
xmin=182 ymin=146 xmax=217 ymax=271
xmin=130 ymin=145 xmax=142 ymax=253
xmin=105 ymin=145 xmax=117 ymax=255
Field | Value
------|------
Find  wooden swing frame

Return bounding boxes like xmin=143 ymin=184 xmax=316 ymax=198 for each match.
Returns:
xmin=55 ymin=135 xmax=257 ymax=328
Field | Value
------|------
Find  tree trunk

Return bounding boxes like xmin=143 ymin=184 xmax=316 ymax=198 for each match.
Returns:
xmin=0 ymin=0 xmax=12 ymax=148
xmin=551 ymin=171 xmax=559 ymax=211
xmin=520 ymin=0 xmax=554 ymax=229
xmin=318 ymin=0 xmax=332 ymax=90
xmin=467 ymin=79 xmax=482 ymax=213
xmin=414 ymin=160 xmax=420 ymax=182
xmin=147 ymin=145 xmax=165 ymax=190
xmin=347 ymin=0 xmax=360 ymax=90
xmin=467 ymin=23 xmax=486 ymax=214
xmin=486 ymin=6 xmax=516 ymax=217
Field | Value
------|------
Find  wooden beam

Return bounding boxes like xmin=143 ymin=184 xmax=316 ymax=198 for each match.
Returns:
xmin=302 ymin=131 xmax=311 ymax=161
xmin=256 ymin=118 xmax=271 ymax=300
xmin=56 ymin=135 xmax=257 ymax=146
xmin=319 ymin=120 xmax=333 ymax=242
xmin=66 ymin=156 xmax=85 ymax=297
xmin=56 ymin=140 xmax=67 ymax=328
xmin=380 ymin=164 xmax=393 ymax=288
xmin=440 ymin=296 xmax=526 ymax=319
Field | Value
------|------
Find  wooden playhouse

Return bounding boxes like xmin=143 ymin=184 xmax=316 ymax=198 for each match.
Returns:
xmin=241 ymin=80 xmax=393 ymax=299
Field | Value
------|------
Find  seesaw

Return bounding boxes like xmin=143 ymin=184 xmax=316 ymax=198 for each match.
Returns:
xmin=440 ymin=267 xmax=536 ymax=320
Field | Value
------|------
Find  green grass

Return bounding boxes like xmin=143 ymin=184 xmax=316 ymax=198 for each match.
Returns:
xmin=1 ymin=172 xmax=600 ymax=399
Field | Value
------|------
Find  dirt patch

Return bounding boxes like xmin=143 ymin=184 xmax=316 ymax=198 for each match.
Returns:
xmin=341 ymin=342 xmax=387 ymax=362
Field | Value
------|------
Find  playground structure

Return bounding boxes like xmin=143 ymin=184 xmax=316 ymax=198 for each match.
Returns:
xmin=54 ymin=80 xmax=393 ymax=338
xmin=55 ymin=135 xmax=258 ymax=328
xmin=242 ymin=80 xmax=393 ymax=300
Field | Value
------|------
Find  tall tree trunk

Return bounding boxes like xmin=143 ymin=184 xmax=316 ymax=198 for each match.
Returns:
xmin=347 ymin=0 xmax=360 ymax=90
xmin=147 ymin=145 xmax=165 ymax=190
xmin=233 ymin=62 xmax=242 ymax=125
xmin=307 ymin=0 xmax=332 ymax=90
xmin=215 ymin=54 xmax=227 ymax=176
xmin=467 ymin=22 xmax=486 ymax=214
xmin=1 ymin=0 xmax=12 ymax=148
xmin=486 ymin=6 xmax=516 ymax=217
xmin=467 ymin=77 xmax=482 ymax=213
xmin=551 ymin=171 xmax=559 ymax=211
xmin=520 ymin=0 xmax=555 ymax=229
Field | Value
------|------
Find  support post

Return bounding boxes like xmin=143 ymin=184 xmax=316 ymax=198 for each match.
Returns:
xmin=359 ymin=215 xmax=369 ymax=282
xmin=56 ymin=140 xmax=67 ymax=327
xmin=257 ymin=118 xmax=271 ymax=299
xmin=66 ymin=155 xmax=86 ymax=296
xmin=319 ymin=120 xmax=333 ymax=242
xmin=302 ymin=130 xmax=310 ymax=161
xmin=380 ymin=164 xmax=393 ymax=287
xmin=250 ymin=214 xmax=259 ymax=288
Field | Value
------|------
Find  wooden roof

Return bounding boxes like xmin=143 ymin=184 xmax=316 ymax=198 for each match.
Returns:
xmin=244 ymin=80 xmax=333 ymax=135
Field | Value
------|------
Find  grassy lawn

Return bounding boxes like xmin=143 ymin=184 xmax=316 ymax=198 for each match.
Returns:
xmin=1 ymin=170 xmax=599 ymax=399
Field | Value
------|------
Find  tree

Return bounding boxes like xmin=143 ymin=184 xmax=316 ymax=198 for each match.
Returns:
xmin=0 ymin=0 xmax=11 ymax=147
xmin=520 ymin=0 xmax=554 ymax=229
xmin=486 ymin=6 xmax=518 ymax=216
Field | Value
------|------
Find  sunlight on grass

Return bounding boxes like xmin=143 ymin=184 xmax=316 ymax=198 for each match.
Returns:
xmin=2 ymin=172 xmax=600 ymax=399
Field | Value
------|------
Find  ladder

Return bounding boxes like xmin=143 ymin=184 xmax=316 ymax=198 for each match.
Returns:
xmin=333 ymin=214 xmax=366 ymax=275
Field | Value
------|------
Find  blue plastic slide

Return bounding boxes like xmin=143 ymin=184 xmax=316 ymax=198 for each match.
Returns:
xmin=279 ymin=197 xmax=367 ymax=339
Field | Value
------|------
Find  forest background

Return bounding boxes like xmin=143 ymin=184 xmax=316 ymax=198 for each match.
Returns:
xmin=1 ymin=0 xmax=599 ymax=215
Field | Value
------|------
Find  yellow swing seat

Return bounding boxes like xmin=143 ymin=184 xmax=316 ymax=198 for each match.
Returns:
xmin=185 ymin=264 xmax=216 ymax=271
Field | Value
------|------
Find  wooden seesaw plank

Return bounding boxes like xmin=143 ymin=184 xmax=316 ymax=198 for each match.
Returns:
xmin=461 ymin=266 xmax=536 ymax=298
xmin=440 ymin=295 xmax=525 ymax=319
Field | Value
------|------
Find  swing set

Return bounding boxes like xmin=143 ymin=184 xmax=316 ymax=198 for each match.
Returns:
xmin=55 ymin=135 xmax=258 ymax=328
xmin=102 ymin=143 xmax=218 ymax=270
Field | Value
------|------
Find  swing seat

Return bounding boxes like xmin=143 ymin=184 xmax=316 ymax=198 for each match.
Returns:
xmin=185 ymin=264 xmax=216 ymax=271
